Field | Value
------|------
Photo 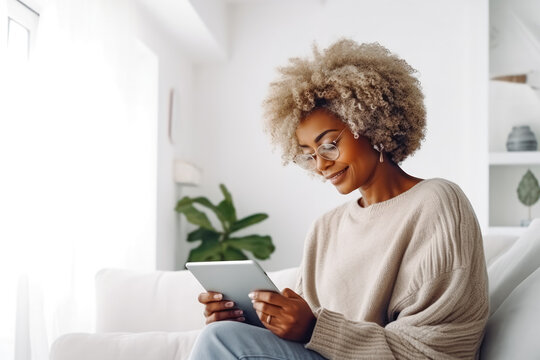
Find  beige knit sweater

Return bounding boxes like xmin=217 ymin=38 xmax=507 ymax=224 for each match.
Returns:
xmin=296 ymin=178 xmax=489 ymax=359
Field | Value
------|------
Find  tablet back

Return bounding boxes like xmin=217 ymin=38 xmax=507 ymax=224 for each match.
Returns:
xmin=186 ymin=260 xmax=280 ymax=327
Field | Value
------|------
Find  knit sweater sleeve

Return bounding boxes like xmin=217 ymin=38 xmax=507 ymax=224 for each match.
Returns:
xmin=306 ymin=266 xmax=488 ymax=359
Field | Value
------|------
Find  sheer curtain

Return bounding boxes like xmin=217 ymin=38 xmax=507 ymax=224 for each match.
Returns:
xmin=0 ymin=0 xmax=158 ymax=359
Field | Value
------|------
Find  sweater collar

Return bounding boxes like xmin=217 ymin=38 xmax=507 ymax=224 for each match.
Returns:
xmin=349 ymin=178 xmax=431 ymax=217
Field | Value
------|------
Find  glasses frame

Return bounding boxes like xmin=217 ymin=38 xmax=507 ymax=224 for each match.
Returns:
xmin=294 ymin=127 xmax=347 ymax=171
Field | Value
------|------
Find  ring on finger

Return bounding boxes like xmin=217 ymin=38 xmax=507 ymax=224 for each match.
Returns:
xmin=267 ymin=314 xmax=272 ymax=324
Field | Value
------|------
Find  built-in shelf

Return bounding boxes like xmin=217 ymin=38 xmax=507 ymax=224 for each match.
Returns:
xmin=489 ymin=151 xmax=540 ymax=165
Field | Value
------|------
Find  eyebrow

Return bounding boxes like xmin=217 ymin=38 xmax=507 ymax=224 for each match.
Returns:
xmin=299 ymin=129 xmax=339 ymax=148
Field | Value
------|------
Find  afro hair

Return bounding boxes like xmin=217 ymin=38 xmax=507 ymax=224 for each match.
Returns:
xmin=262 ymin=38 xmax=426 ymax=165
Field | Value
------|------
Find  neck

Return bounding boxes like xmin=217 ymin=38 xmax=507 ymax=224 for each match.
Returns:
xmin=358 ymin=158 xmax=422 ymax=207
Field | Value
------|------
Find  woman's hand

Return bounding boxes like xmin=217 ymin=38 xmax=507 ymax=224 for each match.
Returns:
xmin=250 ymin=288 xmax=316 ymax=343
xmin=198 ymin=292 xmax=245 ymax=325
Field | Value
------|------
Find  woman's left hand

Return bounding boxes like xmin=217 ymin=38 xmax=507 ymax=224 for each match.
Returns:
xmin=249 ymin=288 xmax=316 ymax=343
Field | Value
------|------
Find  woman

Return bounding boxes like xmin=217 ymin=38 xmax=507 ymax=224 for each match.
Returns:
xmin=189 ymin=39 xmax=488 ymax=359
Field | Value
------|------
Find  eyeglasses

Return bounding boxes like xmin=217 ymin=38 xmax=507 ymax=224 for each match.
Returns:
xmin=294 ymin=128 xmax=347 ymax=171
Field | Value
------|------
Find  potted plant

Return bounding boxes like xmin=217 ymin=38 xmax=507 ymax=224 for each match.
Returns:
xmin=517 ymin=169 xmax=540 ymax=227
xmin=175 ymin=184 xmax=275 ymax=262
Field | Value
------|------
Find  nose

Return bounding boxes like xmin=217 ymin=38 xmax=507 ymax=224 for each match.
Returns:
xmin=315 ymin=155 xmax=333 ymax=172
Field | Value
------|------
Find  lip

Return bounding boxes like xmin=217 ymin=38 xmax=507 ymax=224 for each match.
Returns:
xmin=325 ymin=166 xmax=349 ymax=184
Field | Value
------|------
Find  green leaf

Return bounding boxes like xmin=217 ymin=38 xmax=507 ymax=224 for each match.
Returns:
xmin=517 ymin=170 xmax=540 ymax=206
xmin=219 ymin=184 xmax=237 ymax=223
xmin=230 ymin=213 xmax=268 ymax=233
xmin=217 ymin=199 xmax=236 ymax=224
xmin=187 ymin=239 xmax=222 ymax=262
xmin=187 ymin=228 xmax=221 ymax=242
xmin=225 ymin=235 xmax=275 ymax=260
xmin=175 ymin=203 xmax=216 ymax=231
xmin=174 ymin=196 xmax=193 ymax=212
xmin=220 ymin=184 xmax=233 ymax=204
xmin=191 ymin=197 xmax=216 ymax=211
xmin=191 ymin=196 xmax=232 ymax=231
xmin=222 ymin=247 xmax=248 ymax=261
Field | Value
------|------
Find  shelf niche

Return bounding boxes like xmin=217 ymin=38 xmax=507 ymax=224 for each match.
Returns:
xmin=489 ymin=164 xmax=540 ymax=228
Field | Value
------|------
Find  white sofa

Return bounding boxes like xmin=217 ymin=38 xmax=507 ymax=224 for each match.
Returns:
xmin=50 ymin=220 xmax=540 ymax=360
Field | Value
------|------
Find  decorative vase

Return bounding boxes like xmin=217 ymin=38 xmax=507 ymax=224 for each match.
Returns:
xmin=506 ymin=125 xmax=538 ymax=151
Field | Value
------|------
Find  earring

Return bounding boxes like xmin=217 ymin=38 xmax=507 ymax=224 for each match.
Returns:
xmin=374 ymin=144 xmax=384 ymax=163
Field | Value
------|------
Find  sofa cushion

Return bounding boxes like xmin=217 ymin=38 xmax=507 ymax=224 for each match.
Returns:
xmin=266 ymin=267 xmax=298 ymax=291
xmin=482 ymin=234 xmax=518 ymax=267
xmin=487 ymin=219 xmax=540 ymax=315
xmin=96 ymin=269 xmax=206 ymax=332
xmin=481 ymin=267 xmax=540 ymax=359
xmin=95 ymin=266 xmax=299 ymax=333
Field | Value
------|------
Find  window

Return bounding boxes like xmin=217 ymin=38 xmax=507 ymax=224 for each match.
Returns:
xmin=5 ymin=0 xmax=39 ymax=61
xmin=7 ymin=18 xmax=29 ymax=60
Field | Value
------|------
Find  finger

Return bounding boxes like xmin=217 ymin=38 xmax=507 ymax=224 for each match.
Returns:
xmin=198 ymin=292 xmax=223 ymax=304
xmin=206 ymin=309 xmax=245 ymax=324
xmin=249 ymin=290 xmax=286 ymax=307
xmin=255 ymin=310 xmax=279 ymax=325
xmin=252 ymin=300 xmax=282 ymax=317
xmin=263 ymin=321 xmax=283 ymax=335
xmin=281 ymin=287 xmax=300 ymax=298
xmin=204 ymin=300 xmax=236 ymax=316
xmin=255 ymin=310 xmax=282 ymax=333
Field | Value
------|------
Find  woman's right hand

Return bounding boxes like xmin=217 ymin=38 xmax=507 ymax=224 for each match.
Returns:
xmin=198 ymin=292 xmax=246 ymax=324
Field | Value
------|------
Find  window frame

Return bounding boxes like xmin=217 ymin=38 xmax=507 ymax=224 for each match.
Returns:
xmin=5 ymin=0 xmax=39 ymax=59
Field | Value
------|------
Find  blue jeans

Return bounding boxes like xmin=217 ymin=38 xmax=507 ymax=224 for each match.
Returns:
xmin=188 ymin=321 xmax=327 ymax=360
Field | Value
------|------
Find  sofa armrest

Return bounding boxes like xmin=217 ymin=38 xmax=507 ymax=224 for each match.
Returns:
xmin=481 ymin=267 xmax=540 ymax=359
xmin=487 ymin=219 xmax=540 ymax=315
xmin=50 ymin=331 xmax=200 ymax=360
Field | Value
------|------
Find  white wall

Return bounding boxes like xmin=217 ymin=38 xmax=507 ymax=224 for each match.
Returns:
xmin=135 ymin=6 xmax=197 ymax=270
xmin=186 ymin=0 xmax=489 ymax=271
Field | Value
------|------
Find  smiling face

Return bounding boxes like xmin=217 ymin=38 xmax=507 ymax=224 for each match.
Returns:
xmin=295 ymin=108 xmax=380 ymax=194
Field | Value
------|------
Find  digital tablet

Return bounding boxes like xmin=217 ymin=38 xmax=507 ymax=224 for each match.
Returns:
xmin=185 ymin=260 xmax=280 ymax=327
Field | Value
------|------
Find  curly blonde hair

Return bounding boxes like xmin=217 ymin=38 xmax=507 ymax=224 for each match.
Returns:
xmin=262 ymin=38 xmax=426 ymax=165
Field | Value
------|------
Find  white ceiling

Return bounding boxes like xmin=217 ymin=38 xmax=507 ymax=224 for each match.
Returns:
xmin=135 ymin=0 xmax=227 ymax=62
xmin=134 ymin=0 xmax=539 ymax=66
